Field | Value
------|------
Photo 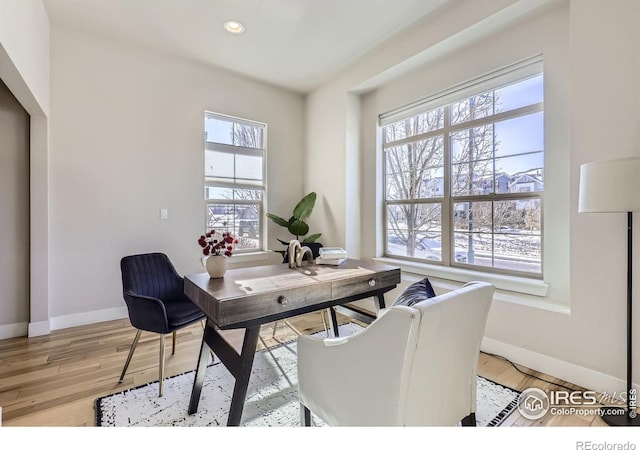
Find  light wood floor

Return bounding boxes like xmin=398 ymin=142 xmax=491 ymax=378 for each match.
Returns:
xmin=0 ymin=311 xmax=607 ymax=427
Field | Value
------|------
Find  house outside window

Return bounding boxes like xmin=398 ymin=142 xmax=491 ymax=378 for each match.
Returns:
xmin=204 ymin=112 xmax=266 ymax=253
xmin=381 ymin=59 xmax=544 ymax=277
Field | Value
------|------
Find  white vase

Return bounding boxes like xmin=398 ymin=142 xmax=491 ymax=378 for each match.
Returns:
xmin=206 ymin=255 xmax=228 ymax=278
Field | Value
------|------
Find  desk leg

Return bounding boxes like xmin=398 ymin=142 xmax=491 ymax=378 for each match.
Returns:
xmin=188 ymin=320 xmax=213 ymax=415
xmin=329 ymin=307 xmax=340 ymax=337
xmin=227 ymin=326 xmax=260 ymax=426
xmin=375 ymin=293 xmax=386 ymax=311
xmin=330 ymin=293 xmax=387 ymax=336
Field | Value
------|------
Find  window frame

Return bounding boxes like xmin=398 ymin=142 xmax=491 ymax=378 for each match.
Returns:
xmin=380 ymin=57 xmax=544 ymax=279
xmin=204 ymin=111 xmax=267 ymax=254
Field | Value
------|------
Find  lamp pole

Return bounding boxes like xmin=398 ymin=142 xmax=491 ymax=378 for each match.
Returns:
xmin=627 ymin=211 xmax=635 ymax=421
xmin=600 ymin=211 xmax=640 ymax=425
xmin=579 ymin=157 xmax=640 ymax=426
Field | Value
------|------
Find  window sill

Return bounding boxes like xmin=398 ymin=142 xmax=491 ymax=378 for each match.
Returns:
xmin=201 ymin=251 xmax=280 ymax=268
xmin=230 ymin=251 xmax=277 ymax=263
xmin=373 ymin=257 xmax=567 ymax=315
xmin=374 ymin=256 xmax=547 ymax=296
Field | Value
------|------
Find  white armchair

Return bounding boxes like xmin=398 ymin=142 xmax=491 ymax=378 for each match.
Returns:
xmin=297 ymin=281 xmax=494 ymax=426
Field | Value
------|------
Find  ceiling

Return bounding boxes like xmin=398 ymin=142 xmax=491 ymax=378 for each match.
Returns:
xmin=43 ymin=0 xmax=452 ymax=93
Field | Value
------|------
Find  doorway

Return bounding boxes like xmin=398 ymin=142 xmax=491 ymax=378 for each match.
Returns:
xmin=0 ymin=77 xmax=30 ymax=333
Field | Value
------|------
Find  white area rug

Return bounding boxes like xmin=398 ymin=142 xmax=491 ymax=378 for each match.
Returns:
xmin=96 ymin=323 xmax=519 ymax=427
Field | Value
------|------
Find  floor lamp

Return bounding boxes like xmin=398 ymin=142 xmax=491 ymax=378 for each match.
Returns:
xmin=579 ymin=156 xmax=640 ymax=426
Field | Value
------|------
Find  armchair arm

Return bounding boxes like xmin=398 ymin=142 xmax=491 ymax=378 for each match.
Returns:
xmin=297 ymin=306 xmax=418 ymax=426
xmin=123 ymin=292 xmax=170 ymax=333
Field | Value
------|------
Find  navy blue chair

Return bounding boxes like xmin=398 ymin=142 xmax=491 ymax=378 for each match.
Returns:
xmin=119 ymin=253 xmax=205 ymax=396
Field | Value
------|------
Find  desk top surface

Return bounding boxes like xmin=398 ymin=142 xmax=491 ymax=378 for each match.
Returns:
xmin=185 ymin=258 xmax=398 ymax=301
xmin=184 ymin=258 xmax=401 ymax=328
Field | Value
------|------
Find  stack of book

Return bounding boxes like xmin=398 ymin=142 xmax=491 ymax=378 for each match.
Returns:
xmin=315 ymin=247 xmax=348 ymax=265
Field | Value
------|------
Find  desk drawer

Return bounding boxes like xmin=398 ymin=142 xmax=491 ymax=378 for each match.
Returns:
xmin=331 ymin=268 xmax=401 ymax=300
xmin=217 ymin=283 xmax=332 ymax=328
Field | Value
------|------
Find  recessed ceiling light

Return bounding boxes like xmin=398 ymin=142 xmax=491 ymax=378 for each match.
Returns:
xmin=224 ymin=20 xmax=245 ymax=34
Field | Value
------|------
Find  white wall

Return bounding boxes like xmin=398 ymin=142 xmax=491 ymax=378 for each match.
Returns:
xmin=0 ymin=0 xmax=50 ymax=338
xmin=0 ymin=0 xmax=50 ymax=114
xmin=48 ymin=26 xmax=305 ymax=325
xmin=306 ymin=0 xmax=640 ymax=396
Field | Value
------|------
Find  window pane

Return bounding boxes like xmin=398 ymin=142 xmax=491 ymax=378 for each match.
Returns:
xmin=453 ymin=201 xmax=493 ymax=232
xmin=386 ymin=203 xmax=442 ymax=260
xmin=494 ymin=112 xmax=543 ymax=157
xmin=495 ymin=154 xmax=544 ymax=193
xmin=451 ymin=91 xmax=494 ymax=125
xmin=206 ymin=204 xmax=235 ymax=231
xmin=386 ymin=166 xmax=444 ymax=200
xmin=454 ymin=232 xmax=493 ymax=268
xmin=451 ymin=125 xmax=495 ymax=164
xmin=205 ymin=116 xmax=234 ymax=145
xmin=205 ymin=150 xmax=234 ymax=178
xmin=232 ymin=123 xmax=263 ymax=149
xmin=385 ymin=137 xmax=444 ymax=199
xmin=236 ymin=153 xmax=263 ymax=181
xmin=451 ymin=160 xmax=494 ymax=196
xmin=206 ymin=202 xmax=261 ymax=251
xmin=453 ymin=199 xmax=541 ymax=273
xmin=205 ymin=115 xmax=264 ymax=149
xmin=451 ymin=75 xmax=543 ymax=125
xmin=494 ymin=235 xmax=541 ymax=274
xmin=451 ymin=124 xmax=494 ymax=197
xmin=384 ymin=108 xmax=444 ymax=144
xmin=495 ymin=74 xmax=543 ymax=113
xmin=494 ymin=199 xmax=541 ymax=234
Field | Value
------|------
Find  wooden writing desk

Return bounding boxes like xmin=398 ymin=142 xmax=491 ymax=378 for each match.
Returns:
xmin=184 ymin=258 xmax=400 ymax=426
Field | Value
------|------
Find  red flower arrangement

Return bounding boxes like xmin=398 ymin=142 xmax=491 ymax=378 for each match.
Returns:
xmin=198 ymin=229 xmax=238 ymax=257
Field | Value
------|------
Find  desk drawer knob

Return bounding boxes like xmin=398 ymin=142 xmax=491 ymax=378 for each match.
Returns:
xmin=368 ymin=279 xmax=376 ymax=287
xmin=277 ymin=295 xmax=289 ymax=306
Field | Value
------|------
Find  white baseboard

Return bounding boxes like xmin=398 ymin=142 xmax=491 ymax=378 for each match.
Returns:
xmin=2 ymin=307 xmax=129 ymax=340
xmin=0 ymin=322 xmax=28 ymax=339
xmin=28 ymin=320 xmax=51 ymax=337
xmin=482 ymin=336 xmax=636 ymax=399
xmin=49 ymin=306 xmax=128 ymax=331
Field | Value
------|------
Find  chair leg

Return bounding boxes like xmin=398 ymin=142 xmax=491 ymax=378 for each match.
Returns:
xmin=301 ymin=404 xmax=312 ymax=427
xmin=119 ymin=329 xmax=142 ymax=383
xmin=158 ymin=334 xmax=165 ymax=397
xmin=461 ymin=413 xmax=476 ymax=426
xmin=283 ymin=319 xmax=302 ymax=336
xmin=320 ymin=309 xmax=329 ymax=335
xmin=172 ymin=331 xmax=177 ymax=355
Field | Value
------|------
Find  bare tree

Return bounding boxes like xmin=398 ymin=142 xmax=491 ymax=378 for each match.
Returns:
xmin=385 ymin=109 xmax=444 ymax=257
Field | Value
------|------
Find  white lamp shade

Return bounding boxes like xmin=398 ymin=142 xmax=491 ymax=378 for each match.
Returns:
xmin=579 ymin=157 xmax=640 ymax=213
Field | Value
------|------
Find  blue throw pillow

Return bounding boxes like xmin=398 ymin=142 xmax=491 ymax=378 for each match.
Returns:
xmin=393 ymin=277 xmax=436 ymax=307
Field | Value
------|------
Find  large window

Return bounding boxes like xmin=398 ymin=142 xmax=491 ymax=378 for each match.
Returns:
xmin=382 ymin=63 xmax=543 ymax=277
xmin=204 ymin=112 xmax=266 ymax=252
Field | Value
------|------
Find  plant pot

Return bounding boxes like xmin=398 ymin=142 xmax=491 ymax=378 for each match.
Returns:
xmin=206 ymin=255 xmax=228 ymax=278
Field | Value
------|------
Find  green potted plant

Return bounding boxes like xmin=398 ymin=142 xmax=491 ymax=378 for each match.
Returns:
xmin=266 ymin=192 xmax=322 ymax=261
